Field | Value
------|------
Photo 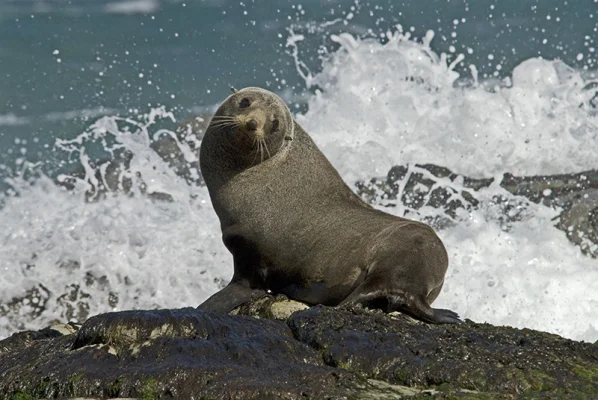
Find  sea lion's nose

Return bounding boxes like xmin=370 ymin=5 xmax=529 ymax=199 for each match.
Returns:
xmin=246 ymin=119 xmax=258 ymax=131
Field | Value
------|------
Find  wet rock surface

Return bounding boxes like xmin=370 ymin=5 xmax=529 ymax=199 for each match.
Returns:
xmin=0 ymin=307 xmax=363 ymax=400
xmin=290 ymin=306 xmax=598 ymax=396
xmin=356 ymin=164 xmax=598 ymax=258
xmin=2 ymin=297 xmax=598 ymax=399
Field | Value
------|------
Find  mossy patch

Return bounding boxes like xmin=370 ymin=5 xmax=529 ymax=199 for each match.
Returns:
xmin=527 ymin=369 xmax=556 ymax=392
xmin=11 ymin=393 xmax=35 ymax=400
xmin=571 ymin=361 xmax=598 ymax=393
xmin=459 ymin=369 xmax=488 ymax=391
xmin=105 ymin=376 xmax=122 ymax=397
xmin=573 ymin=362 xmax=598 ymax=381
xmin=140 ymin=377 xmax=160 ymax=400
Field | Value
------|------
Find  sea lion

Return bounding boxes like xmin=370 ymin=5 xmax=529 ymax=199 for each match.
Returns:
xmin=197 ymin=87 xmax=461 ymax=324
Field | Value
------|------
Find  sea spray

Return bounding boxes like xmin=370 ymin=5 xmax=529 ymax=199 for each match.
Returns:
xmin=0 ymin=108 xmax=227 ymax=338
xmin=1 ymin=27 xmax=597 ymax=342
xmin=292 ymin=26 xmax=598 ymax=341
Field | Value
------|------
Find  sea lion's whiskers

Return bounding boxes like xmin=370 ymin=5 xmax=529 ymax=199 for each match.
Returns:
xmin=210 ymin=118 xmax=238 ymax=124
xmin=210 ymin=119 xmax=239 ymax=124
xmin=210 ymin=121 xmax=240 ymax=129
xmin=210 ymin=121 xmax=239 ymax=127
xmin=212 ymin=115 xmax=237 ymax=119
xmin=251 ymin=136 xmax=260 ymax=165
xmin=262 ymin=138 xmax=271 ymax=160
xmin=209 ymin=121 xmax=232 ymax=127
xmin=210 ymin=117 xmax=239 ymax=126
xmin=209 ymin=123 xmax=236 ymax=130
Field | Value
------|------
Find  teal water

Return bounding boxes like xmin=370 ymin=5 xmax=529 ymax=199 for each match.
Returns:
xmin=1 ymin=0 xmax=596 ymax=174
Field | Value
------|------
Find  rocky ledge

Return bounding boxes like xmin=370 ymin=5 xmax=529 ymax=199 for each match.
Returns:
xmin=357 ymin=165 xmax=598 ymax=258
xmin=1 ymin=296 xmax=597 ymax=399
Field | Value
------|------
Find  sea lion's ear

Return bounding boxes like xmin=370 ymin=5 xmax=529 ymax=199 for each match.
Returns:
xmin=231 ymin=87 xmax=239 ymax=94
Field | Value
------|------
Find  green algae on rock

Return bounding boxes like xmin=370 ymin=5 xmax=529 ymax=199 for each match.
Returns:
xmin=1 ymin=297 xmax=598 ymax=399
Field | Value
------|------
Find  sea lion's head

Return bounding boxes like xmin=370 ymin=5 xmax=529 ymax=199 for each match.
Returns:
xmin=207 ymin=87 xmax=294 ymax=167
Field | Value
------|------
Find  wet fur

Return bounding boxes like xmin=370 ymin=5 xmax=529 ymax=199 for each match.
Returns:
xmin=198 ymin=87 xmax=461 ymax=324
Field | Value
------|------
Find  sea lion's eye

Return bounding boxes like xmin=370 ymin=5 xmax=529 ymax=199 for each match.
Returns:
xmin=239 ymin=98 xmax=251 ymax=109
xmin=272 ymin=119 xmax=279 ymax=132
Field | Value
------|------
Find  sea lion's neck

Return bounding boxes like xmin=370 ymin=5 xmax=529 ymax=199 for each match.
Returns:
xmin=200 ymin=127 xmax=290 ymax=189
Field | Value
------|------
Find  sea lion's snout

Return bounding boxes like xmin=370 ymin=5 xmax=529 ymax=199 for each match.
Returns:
xmin=239 ymin=116 xmax=262 ymax=135
xmin=236 ymin=110 xmax=266 ymax=138
xmin=246 ymin=119 xmax=258 ymax=131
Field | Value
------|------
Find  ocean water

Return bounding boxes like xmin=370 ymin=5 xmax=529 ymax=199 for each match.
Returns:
xmin=1 ymin=0 xmax=597 ymax=341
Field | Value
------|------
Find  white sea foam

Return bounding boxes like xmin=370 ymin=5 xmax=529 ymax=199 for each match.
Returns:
xmin=294 ymin=28 xmax=598 ymax=182
xmin=44 ymin=107 xmax=117 ymax=122
xmin=295 ymin=28 xmax=598 ymax=341
xmin=1 ymin=28 xmax=597 ymax=342
xmin=0 ymin=109 xmax=228 ymax=337
xmin=104 ymin=0 xmax=160 ymax=15
xmin=0 ymin=113 xmax=29 ymax=126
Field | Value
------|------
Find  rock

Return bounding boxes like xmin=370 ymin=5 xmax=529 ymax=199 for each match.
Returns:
xmin=0 ymin=284 xmax=51 ymax=335
xmin=230 ymin=294 xmax=310 ymax=320
xmin=150 ymin=114 xmax=209 ymax=187
xmin=1 ymin=297 xmax=597 ymax=399
xmin=288 ymin=306 xmax=598 ymax=396
xmin=0 ymin=268 xmax=119 ymax=338
xmin=57 ymin=150 xmax=179 ymax=203
xmin=356 ymin=164 xmax=598 ymax=258
xmin=174 ymin=114 xmax=210 ymax=147
xmin=57 ymin=114 xmax=211 ymax=202
xmin=0 ymin=307 xmax=364 ymax=399
xmin=0 ymin=323 xmax=76 ymax=355
xmin=502 ymin=170 xmax=598 ymax=258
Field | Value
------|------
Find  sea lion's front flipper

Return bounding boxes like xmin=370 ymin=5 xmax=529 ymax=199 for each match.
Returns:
xmin=197 ymin=281 xmax=266 ymax=314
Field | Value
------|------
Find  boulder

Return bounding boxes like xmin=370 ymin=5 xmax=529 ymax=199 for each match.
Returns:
xmin=1 ymin=296 xmax=597 ymax=399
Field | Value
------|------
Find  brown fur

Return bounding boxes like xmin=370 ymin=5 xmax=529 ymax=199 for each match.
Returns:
xmin=198 ymin=87 xmax=461 ymax=324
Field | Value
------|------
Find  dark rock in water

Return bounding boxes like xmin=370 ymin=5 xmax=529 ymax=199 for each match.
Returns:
xmin=0 ymin=323 xmax=77 ymax=355
xmin=0 ymin=284 xmax=51 ymax=334
xmin=57 ymin=150 xmax=180 ymax=203
xmin=57 ymin=150 xmax=135 ymax=201
xmin=501 ymin=170 xmax=598 ymax=258
xmin=1 ymin=297 xmax=597 ymax=399
xmin=0 ymin=266 xmax=121 ymax=336
xmin=356 ymin=164 xmax=598 ymax=258
xmin=150 ymin=114 xmax=210 ymax=187
xmin=57 ymin=114 xmax=211 ymax=202
xmin=175 ymin=114 xmax=210 ymax=147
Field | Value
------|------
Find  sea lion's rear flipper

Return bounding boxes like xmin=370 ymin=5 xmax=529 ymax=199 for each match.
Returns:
xmin=339 ymin=287 xmax=462 ymax=325
xmin=197 ymin=281 xmax=266 ymax=314
xmin=391 ymin=297 xmax=462 ymax=324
